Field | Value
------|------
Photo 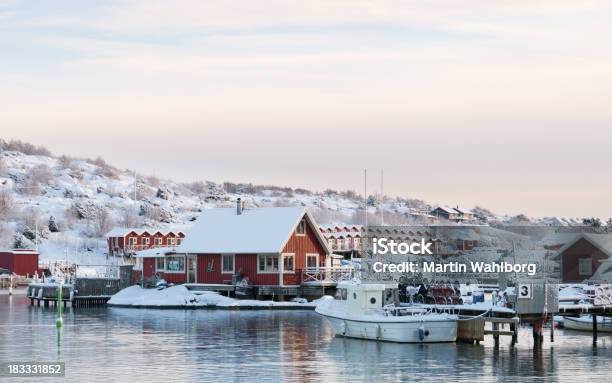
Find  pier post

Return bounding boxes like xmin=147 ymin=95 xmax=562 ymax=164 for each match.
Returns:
xmin=550 ymin=315 xmax=554 ymax=343
xmin=592 ymin=315 xmax=598 ymax=345
xmin=493 ymin=322 xmax=500 ymax=346
xmin=532 ymin=319 xmax=543 ymax=346
xmin=510 ymin=323 xmax=517 ymax=345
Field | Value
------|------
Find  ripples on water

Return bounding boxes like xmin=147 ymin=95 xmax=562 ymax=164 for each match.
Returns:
xmin=1 ymin=294 xmax=611 ymax=382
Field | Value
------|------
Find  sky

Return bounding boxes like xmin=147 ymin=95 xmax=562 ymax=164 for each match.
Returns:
xmin=1 ymin=0 xmax=611 ymax=218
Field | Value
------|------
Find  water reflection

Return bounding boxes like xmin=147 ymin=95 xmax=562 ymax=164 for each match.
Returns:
xmin=1 ymin=295 xmax=611 ymax=382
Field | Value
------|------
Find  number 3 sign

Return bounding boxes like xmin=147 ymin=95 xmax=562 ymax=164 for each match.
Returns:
xmin=518 ymin=284 xmax=532 ymax=299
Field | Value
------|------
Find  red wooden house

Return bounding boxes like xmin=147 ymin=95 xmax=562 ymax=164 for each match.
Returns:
xmin=558 ymin=233 xmax=612 ymax=283
xmin=157 ymin=203 xmax=332 ymax=289
xmin=0 ymin=249 xmax=39 ymax=276
xmin=106 ymin=228 xmax=185 ymax=257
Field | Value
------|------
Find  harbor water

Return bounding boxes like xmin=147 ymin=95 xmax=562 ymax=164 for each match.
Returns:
xmin=1 ymin=294 xmax=611 ymax=382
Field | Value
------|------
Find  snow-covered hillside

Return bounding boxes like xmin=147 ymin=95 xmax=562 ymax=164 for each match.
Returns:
xmin=0 ymin=139 xmax=595 ymax=265
xmin=0 ymin=142 xmax=435 ymax=264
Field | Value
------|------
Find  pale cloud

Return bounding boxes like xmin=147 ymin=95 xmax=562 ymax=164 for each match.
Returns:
xmin=1 ymin=0 xmax=612 ymax=217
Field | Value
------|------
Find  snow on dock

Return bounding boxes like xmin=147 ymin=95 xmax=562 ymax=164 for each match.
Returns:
xmin=107 ymin=285 xmax=328 ymax=309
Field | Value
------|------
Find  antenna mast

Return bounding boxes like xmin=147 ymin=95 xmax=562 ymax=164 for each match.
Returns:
xmin=380 ymin=168 xmax=384 ymax=226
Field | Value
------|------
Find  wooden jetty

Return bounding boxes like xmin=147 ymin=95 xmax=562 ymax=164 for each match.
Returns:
xmin=27 ymin=278 xmax=124 ymax=307
xmin=27 ymin=265 xmax=133 ymax=307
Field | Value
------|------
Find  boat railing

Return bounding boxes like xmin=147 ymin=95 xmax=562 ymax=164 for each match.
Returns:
xmin=383 ymin=304 xmax=457 ymax=317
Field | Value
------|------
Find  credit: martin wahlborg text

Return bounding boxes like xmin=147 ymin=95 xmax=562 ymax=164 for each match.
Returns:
xmin=371 ymin=237 xmax=537 ymax=276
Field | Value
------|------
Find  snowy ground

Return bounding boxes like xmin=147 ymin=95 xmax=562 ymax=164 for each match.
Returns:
xmin=107 ymin=285 xmax=332 ymax=309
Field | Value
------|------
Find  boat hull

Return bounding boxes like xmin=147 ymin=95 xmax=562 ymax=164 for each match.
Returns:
xmin=564 ymin=316 xmax=612 ymax=333
xmin=320 ymin=313 xmax=457 ymax=343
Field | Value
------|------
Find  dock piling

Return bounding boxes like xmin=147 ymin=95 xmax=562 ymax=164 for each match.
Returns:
xmin=592 ymin=315 xmax=598 ymax=345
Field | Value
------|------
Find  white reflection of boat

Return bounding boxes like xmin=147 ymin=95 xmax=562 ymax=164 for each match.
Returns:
xmin=316 ymin=282 xmax=458 ymax=343
xmin=564 ymin=316 xmax=612 ymax=333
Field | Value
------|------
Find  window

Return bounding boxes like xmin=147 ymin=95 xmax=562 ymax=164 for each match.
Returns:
xmin=296 ymin=220 xmax=306 ymax=235
xmin=283 ymin=254 xmax=295 ymax=273
xmin=176 ymin=238 xmax=182 ymax=245
xmin=222 ymin=255 xmax=235 ymax=274
xmin=168 ymin=238 xmax=176 ymax=246
xmin=579 ymin=258 xmax=592 ymax=276
xmin=155 ymin=257 xmax=165 ymax=271
xmin=155 ymin=237 xmax=163 ymax=246
xmin=142 ymin=237 xmax=150 ymax=246
xmin=258 ymin=255 xmax=279 ymax=273
xmin=306 ymin=254 xmax=319 ymax=269
xmin=165 ymin=256 xmax=185 ymax=272
xmin=128 ymin=237 xmax=137 ymax=246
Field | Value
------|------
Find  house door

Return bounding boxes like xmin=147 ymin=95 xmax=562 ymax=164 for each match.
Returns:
xmin=187 ymin=255 xmax=197 ymax=283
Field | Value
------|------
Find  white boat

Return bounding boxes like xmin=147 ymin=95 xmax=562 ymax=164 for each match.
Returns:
xmin=316 ymin=282 xmax=458 ymax=343
xmin=563 ymin=316 xmax=612 ymax=333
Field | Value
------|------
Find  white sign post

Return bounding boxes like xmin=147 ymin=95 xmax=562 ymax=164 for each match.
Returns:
xmin=518 ymin=283 xmax=532 ymax=299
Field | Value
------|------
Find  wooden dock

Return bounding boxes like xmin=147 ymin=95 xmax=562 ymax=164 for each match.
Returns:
xmin=27 ymin=277 xmax=126 ymax=307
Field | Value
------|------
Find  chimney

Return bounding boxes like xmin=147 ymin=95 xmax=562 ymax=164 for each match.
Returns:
xmin=237 ymin=198 xmax=242 ymax=215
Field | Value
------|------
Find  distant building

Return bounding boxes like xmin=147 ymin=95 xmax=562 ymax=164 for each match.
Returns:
xmin=557 ymin=233 xmax=612 ymax=283
xmin=106 ymin=228 xmax=185 ymax=257
xmin=456 ymin=238 xmax=477 ymax=251
xmin=0 ymin=249 xmax=39 ymax=277
xmin=431 ymin=206 xmax=475 ymax=223
xmin=319 ymin=224 xmax=363 ymax=258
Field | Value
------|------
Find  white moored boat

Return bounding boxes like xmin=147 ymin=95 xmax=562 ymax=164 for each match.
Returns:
xmin=563 ymin=316 xmax=612 ymax=333
xmin=316 ymin=282 xmax=458 ymax=343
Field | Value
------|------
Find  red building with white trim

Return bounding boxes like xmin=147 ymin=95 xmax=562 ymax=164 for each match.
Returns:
xmin=134 ymin=203 xmax=335 ymax=294
xmin=106 ymin=228 xmax=185 ymax=257
xmin=0 ymin=249 xmax=39 ymax=276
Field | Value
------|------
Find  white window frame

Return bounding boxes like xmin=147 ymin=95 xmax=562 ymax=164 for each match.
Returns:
xmin=128 ymin=237 xmax=137 ymax=246
xmin=168 ymin=237 xmax=176 ymax=246
xmin=165 ymin=256 xmax=186 ymax=273
xmin=155 ymin=237 xmax=163 ymax=246
xmin=142 ymin=237 xmax=150 ymax=246
xmin=296 ymin=220 xmax=306 ymax=236
xmin=155 ymin=257 xmax=165 ymax=272
xmin=222 ymin=254 xmax=235 ymax=274
xmin=578 ymin=258 xmax=592 ymax=276
xmin=134 ymin=257 xmax=143 ymax=271
xmin=258 ymin=254 xmax=280 ymax=273
xmin=282 ymin=253 xmax=295 ymax=274
xmin=306 ymin=253 xmax=319 ymax=269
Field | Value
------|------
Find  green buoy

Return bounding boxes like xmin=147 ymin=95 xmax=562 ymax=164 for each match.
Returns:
xmin=56 ymin=282 xmax=63 ymax=328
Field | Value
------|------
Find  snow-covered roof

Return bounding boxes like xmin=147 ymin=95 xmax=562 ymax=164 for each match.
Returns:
xmin=135 ymin=247 xmax=177 ymax=258
xmin=0 ymin=249 xmax=39 ymax=255
xmin=558 ymin=233 xmax=612 ymax=259
xmin=177 ymin=206 xmax=330 ymax=254
xmin=432 ymin=206 xmax=457 ymax=214
xmin=453 ymin=206 xmax=474 ymax=215
xmin=106 ymin=227 xmax=185 ymax=237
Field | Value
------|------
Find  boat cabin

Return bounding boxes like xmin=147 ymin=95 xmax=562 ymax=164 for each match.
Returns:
xmin=336 ymin=282 xmax=398 ymax=314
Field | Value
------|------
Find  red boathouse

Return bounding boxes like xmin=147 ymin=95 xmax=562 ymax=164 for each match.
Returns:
xmin=558 ymin=233 xmax=612 ymax=283
xmin=134 ymin=202 xmax=334 ymax=293
xmin=0 ymin=249 xmax=40 ymax=276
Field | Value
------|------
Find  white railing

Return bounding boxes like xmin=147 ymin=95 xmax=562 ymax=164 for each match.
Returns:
xmin=301 ymin=267 xmax=354 ymax=285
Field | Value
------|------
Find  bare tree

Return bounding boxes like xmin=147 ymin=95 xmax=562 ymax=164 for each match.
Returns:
xmin=120 ymin=206 xmax=141 ymax=228
xmin=0 ymin=189 xmax=14 ymax=219
xmin=94 ymin=208 xmax=113 ymax=237
xmin=0 ymin=157 xmax=7 ymax=177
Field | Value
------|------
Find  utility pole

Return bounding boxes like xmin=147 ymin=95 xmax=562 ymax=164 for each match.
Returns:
xmin=380 ymin=168 xmax=384 ymax=226
xmin=364 ymin=169 xmax=367 ymax=229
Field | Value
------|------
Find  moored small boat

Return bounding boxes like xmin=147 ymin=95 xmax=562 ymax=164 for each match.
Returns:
xmin=563 ymin=316 xmax=612 ymax=333
xmin=316 ymin=282 xmax=458 ymax=343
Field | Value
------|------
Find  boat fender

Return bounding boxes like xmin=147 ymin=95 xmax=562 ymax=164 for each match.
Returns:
xmin=418 ymin=323 xmax=425 ymax=342
xmin=376 ymin=324 xmax=382 ymax=340
xmin=341 ymin=320 xmax=347 ymax=336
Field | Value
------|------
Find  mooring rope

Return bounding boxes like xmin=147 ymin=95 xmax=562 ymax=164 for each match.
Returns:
xmin=455 ymin=309 xmax=492 ymax=321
